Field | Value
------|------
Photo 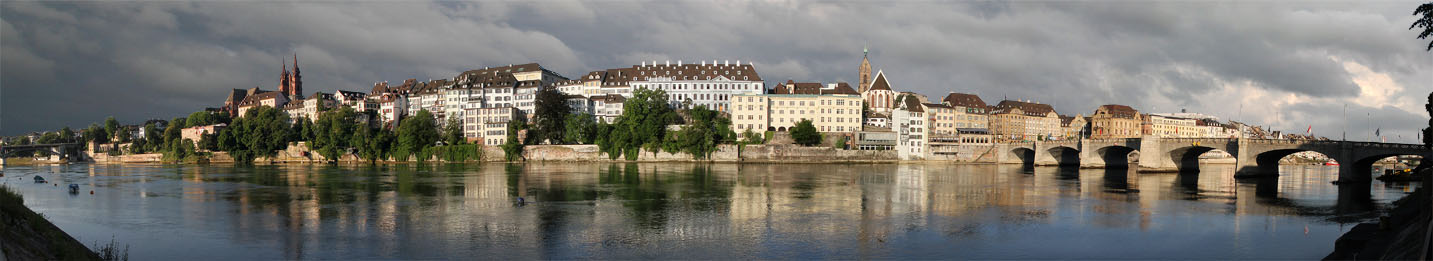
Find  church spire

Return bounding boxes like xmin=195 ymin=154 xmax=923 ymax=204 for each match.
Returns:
xmin=859 ymin=45 xmax=872 ymax=93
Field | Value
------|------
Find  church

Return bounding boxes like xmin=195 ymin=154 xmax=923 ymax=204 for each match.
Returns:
xmin=858 ymin=47 xmax=896 ymax=115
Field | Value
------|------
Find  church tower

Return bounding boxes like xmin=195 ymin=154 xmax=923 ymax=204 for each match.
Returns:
xmin=279 ymin=61 xmax=291 ymax=95
xmin=288 ymin=54 xmax=302 ymax=98
xmin=858 ymin=46 xmax=871 ymax=93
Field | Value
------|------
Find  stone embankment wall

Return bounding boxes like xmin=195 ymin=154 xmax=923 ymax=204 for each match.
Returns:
xmin=87 ymin=152 xmax=161 ymax=163
xmin=86 ymin=142 xmax=994 ymax=164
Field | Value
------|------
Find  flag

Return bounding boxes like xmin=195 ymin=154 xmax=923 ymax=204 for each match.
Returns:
xmin=1375 ymin=128 xmax=1381 ymax=137
xmin=1306 ymin=125 xmax=1312 ymax=135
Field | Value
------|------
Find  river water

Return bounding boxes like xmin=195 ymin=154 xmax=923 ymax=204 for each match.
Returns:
xmin=0 ymin=163 xmax=1417 ymax=259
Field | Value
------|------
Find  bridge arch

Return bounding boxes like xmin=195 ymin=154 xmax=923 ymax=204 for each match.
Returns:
xmin=1166 ymin=146 xmax=1233 ymax=174
xmin=1096 ymin=146 xmax=1138 ymax=168
xmin=1046 ymin=146 xmax=1080 ymax=166
xmin=1009 ymin=147 xmax=1036 ymax=166
xmin=1351 ymin=154 xmax=1423 ymax=179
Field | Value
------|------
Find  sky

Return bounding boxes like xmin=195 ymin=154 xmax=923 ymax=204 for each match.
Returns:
xmin=2 ymin=0 xmax=1430 ymax=142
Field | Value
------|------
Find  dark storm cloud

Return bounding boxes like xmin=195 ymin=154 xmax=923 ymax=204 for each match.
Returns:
xmin=2 ymin=0 xmax=1429 ymax=141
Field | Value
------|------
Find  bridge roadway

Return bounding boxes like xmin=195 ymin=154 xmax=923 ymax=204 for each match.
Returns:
xmin=0 ymin=143 xmax=79 ymax=164
xmin=995 ymin=137 xmax=1429 ymax=183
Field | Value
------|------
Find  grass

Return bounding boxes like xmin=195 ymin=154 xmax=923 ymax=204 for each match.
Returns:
xmin=0 ymin=184 xmax=105 ymax=260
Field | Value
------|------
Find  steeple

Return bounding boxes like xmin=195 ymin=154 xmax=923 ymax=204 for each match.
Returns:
xmin=279 ymin=61 xmax=291 ymax=95
xmin=289 ymin=53 xmax=302 ymax=97
xmin=859 ymin=45 xmax=872 ymax=93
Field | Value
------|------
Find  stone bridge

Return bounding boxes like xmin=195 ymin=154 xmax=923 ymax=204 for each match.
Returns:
xmin=996 ymin=137 xmax=1429 ymax=183
xmin=0 ymin=143 xmax=79 ymax=164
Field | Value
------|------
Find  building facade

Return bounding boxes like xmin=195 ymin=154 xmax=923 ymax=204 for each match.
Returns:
xmin=989 ymin=100 xmax=1061 ymax=141
xmin=1090 ymin=104 xmax=1142 ymax=139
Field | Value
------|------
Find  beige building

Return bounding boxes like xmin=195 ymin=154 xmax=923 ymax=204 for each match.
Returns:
xmin=940 ymin=92 xmax=990 ymax=129
xmin=989 ymin=100 xmax=1062 ymax=142
xmin=731 ymin=81 xmax=862 ymax=133
xmin=464 ymin=107 xmax=522 ymax=146
xmin=922 ymin=103 xmax=958 ymax=136
xmin=1090 ymin=104 xmax=1142 ymax=139
xmin=1060 ymin=114 xmax=1088 ymax=139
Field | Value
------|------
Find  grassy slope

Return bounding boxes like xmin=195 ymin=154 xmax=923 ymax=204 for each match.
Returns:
xmin=0 ymin=185 xmax=99 ymax=260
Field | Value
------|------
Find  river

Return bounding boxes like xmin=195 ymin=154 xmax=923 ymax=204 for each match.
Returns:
xmin=0 ymin=163 xmax=1416 ymax=259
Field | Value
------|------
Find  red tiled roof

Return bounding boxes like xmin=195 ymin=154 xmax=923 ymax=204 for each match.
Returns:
xmin=942 ymin=92 xmax=987 ymax=109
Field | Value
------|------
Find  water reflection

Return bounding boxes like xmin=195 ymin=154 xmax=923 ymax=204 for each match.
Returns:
xmin=0 ymin=162 xmax=1414 ymax=259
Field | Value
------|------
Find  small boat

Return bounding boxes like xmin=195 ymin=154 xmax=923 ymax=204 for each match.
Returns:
xmin=33 ymin=176 xmax=46 ymax=183
xmin=68 ymin=184 xmax=79 ymax=193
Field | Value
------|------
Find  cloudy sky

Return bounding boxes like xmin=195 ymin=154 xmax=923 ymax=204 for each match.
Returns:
xmin=2 ymin=0 xmax=1430 ymax=142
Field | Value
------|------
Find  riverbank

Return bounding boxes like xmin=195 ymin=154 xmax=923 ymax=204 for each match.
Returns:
xmin=1325 ymin=168 xmax=1432 ymax=260
xmin=0 ymin=185 xmax=100 ymax=260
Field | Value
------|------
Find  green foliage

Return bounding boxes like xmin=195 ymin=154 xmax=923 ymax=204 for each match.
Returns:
xmin=59 ymin=127 xmax=74 ymax=143
xmin=311 ymin=107 xmax=359 ymax=162
xmin=115 ymin=127 xmax=131 ymax=143
xmin=835 ymin=135 xmax=850 ymax=150
xmin=88 ymin=124 xmax=109 ymax=145
xmin=595 ymin=88 xmax=677 ymax=160
xmin=397 ymin=110 xmax=440 ymax=160
xmin=672 ymin=105 xmax=734 ymax=159
xmin=741 ymin=129 xmax=764 ymax=144
xmin=142 ymin=123 xmax=161 ymax=152
xmin=443 ymin=117 xmax=466 ymax=145
xmin=162 ymin=117 xmax=184 ymax=148
xmin=790 ymin=119 xmax=822 ymax=146
xmin=223 ymin=106 xmax=292 ymax=164
xmin=1414 ymin=2 xmax=1433 ymax=51
xmin=429 ymin=144 xmax=481 ymax=162
xmin=161 ymin=138 xmax=199 ymax=163
xmin=291 ymin=118 xmax=315 ymax=142
xmin=502 ymin=119 xmax=527 ymax=161
xmin=563 ymin=113 xmax=597 ymax=144
xmin=533 ymin=87 xmax=572 ymax=144
xmin=186 ymin=111 xmax=228 ymax=127
xmin=104 ymin=117 xmax=119 ymax=142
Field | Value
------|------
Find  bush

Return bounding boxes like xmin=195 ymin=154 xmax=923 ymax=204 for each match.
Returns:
xmin=790 ymin=119 xmax=822 ymax=146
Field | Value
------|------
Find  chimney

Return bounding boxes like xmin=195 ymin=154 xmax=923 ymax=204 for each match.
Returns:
xmin=665 ymin=60 xmax=669 ymax=66
xmin=641 ymin=61 xmax=645 ymax=66
xmin=701 ymin=61 xmax=706 ymax=66
xmin=724 ymin=60 xmax=729 ymax=66
xmin=678 ymin=60 xmax=682 ymax=66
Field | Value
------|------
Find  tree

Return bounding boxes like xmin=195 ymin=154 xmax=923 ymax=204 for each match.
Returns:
xmin=673 ymin=105 xmax=735 ymax=159
xmin=87 ymin=124 xmax=108 ymax=145
xmin=224 ymin=106 xmax=292 ymax=164
xmin=104 ymin=117 xmax=119 ymax=142
xmin=116 ymin=127 xmax=131 ymax=143
xmin=790 ymin=119 xmax=822 ymax=146
xmin=444 ymin=118 xmax=466 ymax=145
xmin=397 ymin=109 xmax=439 ymax=160
xmin=143 ymin=123 xmax=162 ymax=152
xmin=59 ymin=127 xmax=74 ymax=143
xmin=533 ymin=87 xmax=571 ymax=144
xmin=187 ymin=111 xmax=215 ymax=127
xmin=311 ymin=107 xmax=358 ymax=162
xmin=163 ymin=117 xmax=186 ymax=148
xmin=741 ymin=129 xmax=764 ymax=144
xmin=502 ymin=118 xmax=528 ymax=161
xmin=1413 ymin=2 xmax=1433 ymax=51
xmin=563 ymin=113 xmax=596 ymax=144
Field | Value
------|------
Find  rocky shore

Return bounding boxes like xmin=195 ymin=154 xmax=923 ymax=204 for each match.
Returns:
xmin=1326 ymin=168 xmax=1432 ymax=260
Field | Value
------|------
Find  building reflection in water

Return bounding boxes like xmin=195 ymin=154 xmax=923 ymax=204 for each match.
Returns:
xmin=10 ymin=161 xmax=1413 ymax=259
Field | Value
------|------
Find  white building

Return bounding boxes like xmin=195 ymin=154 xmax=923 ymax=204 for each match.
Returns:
xmin=626 ymin=60 xmax=763 ymax=112
xmin=892 ymin=97 xmax=927 ymax=160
